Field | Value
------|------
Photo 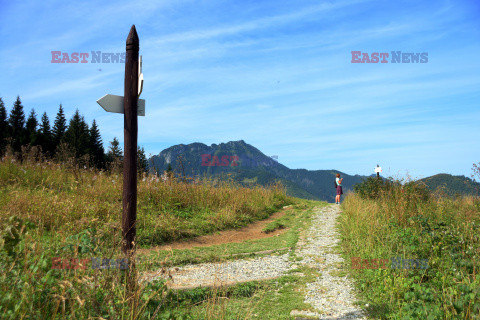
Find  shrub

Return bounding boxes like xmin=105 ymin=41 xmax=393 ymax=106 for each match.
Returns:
xmin=402 ymin=180 xmax=431 ymax=202
xmin=354 ymin=177 xmax=431 ymax=203
xmin=353 ymin=177 xmax=392 ymax=200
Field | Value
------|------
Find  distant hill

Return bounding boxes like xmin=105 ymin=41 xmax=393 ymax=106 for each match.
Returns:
xmin=148 ymin=140 xmax=479 ymax=201
xmin=419 ymin=174 xmax=479 ymax=197
xmin=148 ymin=140 xmax=367 ymax=202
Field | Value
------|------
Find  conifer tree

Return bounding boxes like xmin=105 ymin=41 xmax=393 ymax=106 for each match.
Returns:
xmin=8 ymin=96 xmax=26 ymax=152
xmin=106 ymin=137 xmax=123 ymax=171
xmin=0 ymin=98 xmax=8 ymax=153
xmin=64 ymin=109 xmax=90 ymax=159
xmin=39 ymin=112 xmax=53 ymax=156
xmin=52 ymin=104 xmax=67 ymax=151
xmin=26 ymin=109 xmax=39 ymax=146
xmin=137 ymin=146 xmax=148 ymax=174
xmin=89 ymin=120 xmax=105 ymax=168
xmin=107 ymin=137 xmax=123 ymax=160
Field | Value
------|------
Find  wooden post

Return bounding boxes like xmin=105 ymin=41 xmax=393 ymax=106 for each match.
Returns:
xmin=122 ymin=25 xmax=139 ymax=255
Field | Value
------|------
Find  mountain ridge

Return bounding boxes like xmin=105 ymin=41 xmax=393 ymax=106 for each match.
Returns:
xmin=419 ymin=173 xmax=479 ymax=197
xmin=148 ymin=140 xmax=478 ymax=202
xmin=148 ymin=140 xmax=367 ymax=202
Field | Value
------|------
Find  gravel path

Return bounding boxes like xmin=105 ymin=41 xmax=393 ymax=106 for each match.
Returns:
xmin=292 ymin=204 xmax=366 ymax=319
xmin=143 ymin=205 xmax=366 ymax=318
xmin=143 ymin=254 xmax=292 ymax=289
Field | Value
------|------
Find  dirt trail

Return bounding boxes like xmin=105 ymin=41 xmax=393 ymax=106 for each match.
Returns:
xmin=137 ymin=206 xmax=292 ymax=254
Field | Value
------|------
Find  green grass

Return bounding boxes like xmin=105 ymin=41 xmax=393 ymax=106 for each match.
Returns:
xmin=138 ymin=202 xmax=323 ymax=271
xmin=261 ymin=208 xmax=298 ymax=233
xmin=339 ymin=179 xmax=480 ymax=319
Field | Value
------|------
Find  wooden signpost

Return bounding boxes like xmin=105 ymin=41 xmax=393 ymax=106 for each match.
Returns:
xmin=96 ymin=25 xmax=145 ymax=256
xmin=123 ymin=25 xmax=139 ymax=256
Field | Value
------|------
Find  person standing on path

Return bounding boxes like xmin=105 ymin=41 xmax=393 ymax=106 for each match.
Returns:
xmin=335 ymin=173 xmax=343 ymax=204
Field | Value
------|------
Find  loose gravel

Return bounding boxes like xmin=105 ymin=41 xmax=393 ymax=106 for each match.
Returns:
xmin=149 ymin=254 xmax=292 ymax=289
xmin=292 ymin=204 xmax=366 ymax=319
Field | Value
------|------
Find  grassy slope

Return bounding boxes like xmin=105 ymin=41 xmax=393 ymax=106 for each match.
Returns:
xmin=338 ymin=186 xmax=480 ymax=319
xmin=0 ymin=155 xmax=303 ymax=319
xmin=0 ymin=157 xmax=293 ymax=248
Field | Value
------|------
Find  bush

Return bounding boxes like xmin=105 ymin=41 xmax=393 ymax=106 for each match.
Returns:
xmin=353 ymin=177 xmax=392 ymax=200
xmin=402 ymin=181 xmax=431 ymax=202
xmin=354 ymin=177 xmax=431 ymax=203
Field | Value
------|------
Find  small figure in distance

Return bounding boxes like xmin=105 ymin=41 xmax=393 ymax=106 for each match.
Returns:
xmin=335 ymin=173 xmax=343 ymax=205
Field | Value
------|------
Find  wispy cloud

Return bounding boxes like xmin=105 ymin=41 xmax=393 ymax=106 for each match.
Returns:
xmin=149 ymin=0 xmax=370 ymax=45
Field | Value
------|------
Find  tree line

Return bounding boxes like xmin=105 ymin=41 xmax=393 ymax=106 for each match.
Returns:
xmin=0 ymin=96 xmax=148 ymax=173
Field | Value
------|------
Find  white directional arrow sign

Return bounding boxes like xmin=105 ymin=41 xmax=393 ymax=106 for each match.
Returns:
xmin=96 ymin=94 xmax=145 ymax=116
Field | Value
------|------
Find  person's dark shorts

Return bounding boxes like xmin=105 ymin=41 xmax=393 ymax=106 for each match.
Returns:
xmin=336 ymin=186 xmax=343 ymax=195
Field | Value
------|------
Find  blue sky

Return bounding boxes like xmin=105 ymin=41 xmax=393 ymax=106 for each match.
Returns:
xmin=0 ymin=0 xmax=479 ymax=179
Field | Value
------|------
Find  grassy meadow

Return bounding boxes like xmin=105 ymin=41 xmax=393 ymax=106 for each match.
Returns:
xmin=0 ymin=150 xmax=297 ymax=319
xmin=339 ymin=178 xmax=480 ymax=319
xmin=3 ymin=147 xmax=480 ymax=319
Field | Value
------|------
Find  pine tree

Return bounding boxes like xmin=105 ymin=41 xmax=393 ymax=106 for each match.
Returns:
xmin=64 ymin=109 xmax=90 ymax=159
xmin=52 ymin=104 xmax=67 ymax=151
xmin=107 ymin=137 xmax=123 ymax=160
xmin=79 ymin=115 xmax=90 ymax=158
xmin=0 ymin=98 xmax=8 ymax=153
xmin=165 ymin=163 xmax=174 ymax=180
xmin=26 ymin=109 xmax=39 ymax=146
xmin=8 ymin=96 xmax=26 ymax=152
xmin=106 ymin=137 xmax=123 ymax=171
xmin=89 ymin=120 xmax=105 ymax=168
xmin=137 ymin=146 xmax=148 ymax=175
xmin=39 ymin=112 xmax=53 ymax=156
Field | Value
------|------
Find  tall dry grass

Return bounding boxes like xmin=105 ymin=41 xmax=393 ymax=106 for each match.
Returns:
xmin=0 ymin=149 xmax=291 ymax=245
